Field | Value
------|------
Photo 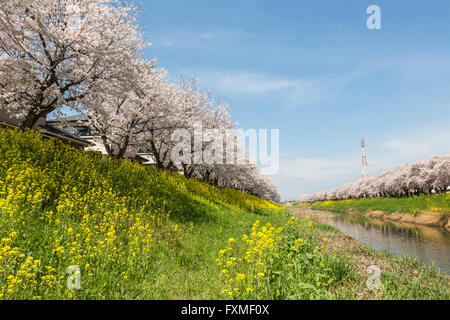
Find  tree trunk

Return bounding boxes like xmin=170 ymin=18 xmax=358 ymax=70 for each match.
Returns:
xmin=19 ymin=110 xmax=45 ymax=129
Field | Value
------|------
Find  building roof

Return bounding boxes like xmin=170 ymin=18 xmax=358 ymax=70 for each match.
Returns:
xmin=39 ymin=124 xmax=93 ymax=147
xmin=47 ymin=114 xmax=89 ymax=124
xmin=0 ymin=121 xmax=20 ymax=129
xmin=136 ymin=153 xmax=157 ymax=165
xmin=1 ymin=119 xmax=93 ymax=148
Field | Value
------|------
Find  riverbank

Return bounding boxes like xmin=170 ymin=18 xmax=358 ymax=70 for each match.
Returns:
xmin=291 ymin=207 xmax=450 ymax=299
xmin=300 ymin=194 xmax=450 ymax=231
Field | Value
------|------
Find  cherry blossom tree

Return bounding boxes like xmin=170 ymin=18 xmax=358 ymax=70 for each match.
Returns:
xmin=298 ymin=153 xmax=450 ymax=202
xmin=139 ymin=78 xmax=209 ymax=171
xmin=0 ymin=0 xmax=145 ymax=128
xmin=83 ymin=61 xmax=162 ymax=159
xmin=0 ymin=2 xmax=282 ymax=203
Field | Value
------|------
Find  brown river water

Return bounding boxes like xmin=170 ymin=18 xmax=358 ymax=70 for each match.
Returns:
xmin=303 ymin=209 xmax=450 ymax=275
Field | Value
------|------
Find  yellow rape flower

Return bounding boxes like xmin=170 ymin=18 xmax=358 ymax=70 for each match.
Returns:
xmin=236 ymin=273 xmax=246 ymax=281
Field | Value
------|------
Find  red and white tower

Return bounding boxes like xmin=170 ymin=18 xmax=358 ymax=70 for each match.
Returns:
xmin=361 ymin=138 xmax=368 ymax=179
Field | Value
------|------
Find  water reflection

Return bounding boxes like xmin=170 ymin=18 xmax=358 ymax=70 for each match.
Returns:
xmin=306 ymin=209 xmax=450 ymax=275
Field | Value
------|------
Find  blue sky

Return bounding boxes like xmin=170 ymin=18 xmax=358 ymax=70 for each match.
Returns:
xmin=137 ymin=0 xmax=450 ymax=201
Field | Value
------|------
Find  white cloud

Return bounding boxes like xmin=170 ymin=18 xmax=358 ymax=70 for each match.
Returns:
xmin=271 ymin=155 xmax=406 ymax=201
xmin=277 ymin=158 xmax=357 ymax=182
xmin=383 ymin=127 xmax=450 ymax=160
xmin=384 ymin=140 xmax=431 ymax=158
xmin=155 ymin=30 xmax=250 ymax=47
xmin=270 ymin=157 xmax=360 ymax=200
xmin=191 ymin=31 xmax=232 ymax=40
xmin=193 ymin=70 xmax=362 ymax=107
xmin=200 ymin=71 xmax=300 ymax=94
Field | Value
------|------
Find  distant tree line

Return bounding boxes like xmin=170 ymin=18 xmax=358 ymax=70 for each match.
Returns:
xmin=298 ymin=153 xmax=450 ymax=202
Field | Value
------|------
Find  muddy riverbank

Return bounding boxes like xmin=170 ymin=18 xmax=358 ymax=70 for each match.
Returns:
xmin=299 ymin=204 xmax=450 ymax=232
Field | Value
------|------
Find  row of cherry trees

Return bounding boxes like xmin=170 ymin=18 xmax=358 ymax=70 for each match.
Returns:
xmin=0 ymin=0 xmax=280 ymax=202
xmin=298 ymin=153 xmax=450 ymax=203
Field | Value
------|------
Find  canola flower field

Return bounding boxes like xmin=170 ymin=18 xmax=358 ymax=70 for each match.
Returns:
xmin=0 ymin=128 xmax=448 ymax=300
xmin=0 ymin=128 xmax=317 ymax=299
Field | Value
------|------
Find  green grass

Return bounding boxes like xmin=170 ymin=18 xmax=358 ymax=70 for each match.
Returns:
xmin=306 ymin=194 xmax=450 ymax=216
xmin=0 ymin=128 xmax=448 ymax=300
xmin=109 ymin=206 xmax=291 ymax=299
xmin=308 ymin=221 xmax=450 ymax=300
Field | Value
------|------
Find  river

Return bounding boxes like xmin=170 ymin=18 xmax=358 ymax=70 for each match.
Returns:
xmin=303 ymin=209 xmax=450 ymax=275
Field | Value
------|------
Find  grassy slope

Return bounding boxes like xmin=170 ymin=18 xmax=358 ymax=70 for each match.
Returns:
xmin=0 ymin=129 xmax=448 ymax=300
xmin=306 ymin=194 xmax=450 ymax=216
xmin=139 ymin=207 xmax=288 ymax=299
xmin=0 ymin=128 xmax=289 ymax=299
